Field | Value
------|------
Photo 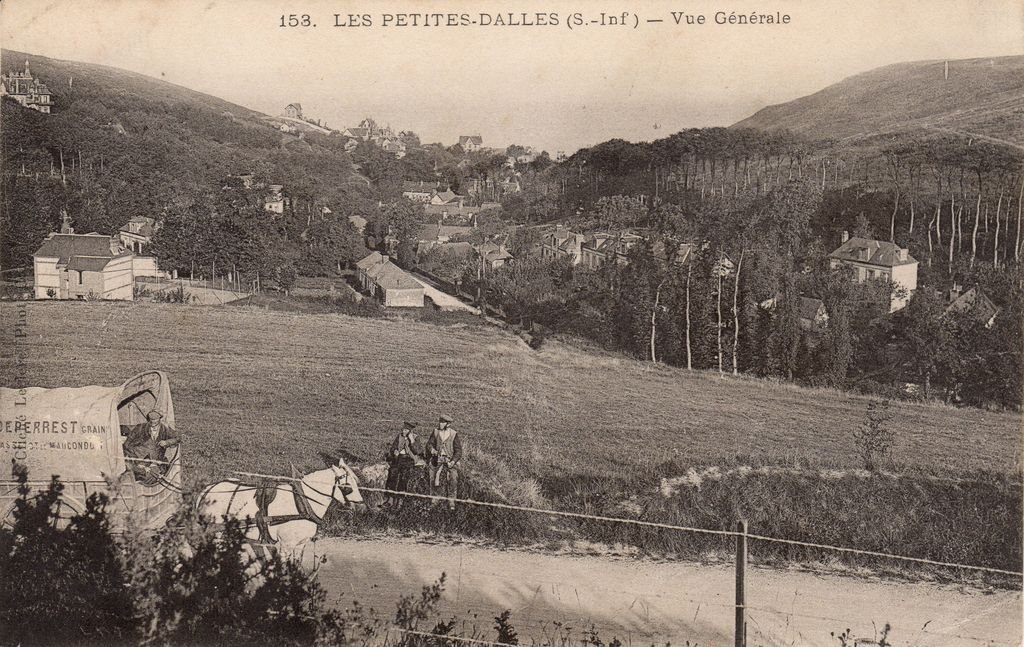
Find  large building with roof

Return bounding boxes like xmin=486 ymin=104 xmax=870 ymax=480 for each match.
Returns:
xmin=33 ymin=232 xmax=135 ymax=300
xmin=355 ymin=252 xmax=424 ymax=307
xmin=828 ymin=233 xmax=918 ymax=312
xmin=459 ymin=135 xmax=483 ymax=152
xmin=118 ymin=216 xmax=157 ymax=253
xmin=1 ymin=60 xmax=52 ymax=114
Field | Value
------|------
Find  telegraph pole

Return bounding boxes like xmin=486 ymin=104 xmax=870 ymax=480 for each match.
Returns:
xmin=735 ymin=520 xmax=748 ymax=647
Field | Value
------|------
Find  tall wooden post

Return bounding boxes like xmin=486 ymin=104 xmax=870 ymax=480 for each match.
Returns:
xmin=735 ymin=520 xmax=748 ymax=647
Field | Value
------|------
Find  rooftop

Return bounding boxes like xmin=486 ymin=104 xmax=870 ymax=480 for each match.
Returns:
xmin=34 ymin=233 xmax=129 ymax=264
xmin=829 ymin=237 xmax=917 ymax=267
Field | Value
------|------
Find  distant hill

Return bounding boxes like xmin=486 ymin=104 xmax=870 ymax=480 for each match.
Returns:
xmin=732 ymin=56 xmax=1024 ymax=149
xmin=1 ymin=49 xmax=371 ymax=266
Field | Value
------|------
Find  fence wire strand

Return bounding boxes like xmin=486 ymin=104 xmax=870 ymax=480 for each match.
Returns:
xmin=356 ymin=486 xmax=1023 ymax=577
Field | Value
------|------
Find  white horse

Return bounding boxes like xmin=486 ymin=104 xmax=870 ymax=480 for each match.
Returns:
xmin=196 ymin=460 xmax=363 ymax=556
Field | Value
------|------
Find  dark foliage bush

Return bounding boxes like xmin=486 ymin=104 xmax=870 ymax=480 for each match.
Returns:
xmin=0 ymin=465 xmax=134 ymax=646
xmin=0 ymin=467 xmax=357 ymax=646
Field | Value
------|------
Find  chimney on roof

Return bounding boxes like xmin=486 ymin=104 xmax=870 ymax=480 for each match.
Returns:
xmin=898 ymin=247 xmax=908 ymax=261
xmin=60 ymin=209 xmax=74 ymax=235
xmin=841 ymin=230 xmax=849 ymax=244
xmin=380 ymin=254 xmax=389 ymax=265
xmin=948 ymin=282 xmax=963 ymax=302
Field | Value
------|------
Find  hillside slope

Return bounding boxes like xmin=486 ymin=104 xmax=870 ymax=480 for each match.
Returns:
xmin=732 ymin=56 xmax=1024 ymax=146
xmin=0 ymin=49 xmax=371 ymax=266
xmin=0 ymin=302 xmax=1018 ymax=483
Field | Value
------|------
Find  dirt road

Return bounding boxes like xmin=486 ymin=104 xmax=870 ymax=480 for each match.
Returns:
xmin=411 ymin=275 xmax=479 ymax=313
xmin=308 ymin=537 xmax=1021 ymax=647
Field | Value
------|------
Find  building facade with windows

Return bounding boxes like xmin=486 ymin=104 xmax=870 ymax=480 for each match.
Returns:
xmin=828 ymin=233 xmax=918 ymax=312
xmin=33 ymin=233 xmax=135 ymax=300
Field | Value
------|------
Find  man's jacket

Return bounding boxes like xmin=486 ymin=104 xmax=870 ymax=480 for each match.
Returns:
xmin=388 ymin=431 xmax=425 ymax=466
xmin=426 ymin=428 xmax=463 ymax=466
xmin=123 ymin=422 xmax=179 ymax=460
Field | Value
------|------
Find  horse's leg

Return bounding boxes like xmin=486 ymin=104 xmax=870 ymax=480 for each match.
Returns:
xmin=271 ymin=520 xmax=319 ymax=560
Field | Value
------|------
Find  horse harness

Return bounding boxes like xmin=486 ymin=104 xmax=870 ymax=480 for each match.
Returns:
xmin=224 ymin=476 xmax=338 ymax=546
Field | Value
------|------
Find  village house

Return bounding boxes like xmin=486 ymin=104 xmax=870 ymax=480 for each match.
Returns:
xmin=417 ymin=222 xmax=475 ymax=245
xmin=424 ymin=189 xmax=482 ymax=219
xmin=459 ymin=135 xmax=483 ymax=152
xmin=500 ymin=176 xmax=522 ymax=195
xmin=540 ymin=228 xmax=587 ymax=265
xmin=758 ymin=295 xmax=829 ymax=334
xmin=943 ymin=284 xmax=1000 ymax=328
xmin=478 ymin=241 xmax=514 ymax=271
xmin=264 ymin=185 xmax=290 ymax=214
xmin=382 ymin=139 xmax=407 ymax=158
xmin=343 ymin=127 xmax=370 ymax=141
xmin=799 ymin=297 xmax=829 ymax=332
xmin=1 ymin=61 xmax=52 ymax=114
xmin=34 ymin=221 xmax=135 ymax=300
xmin=224 ymin=173 xmax=257 ymax=190
xmin=828 ymin=232 xmax=918 ymax=312
xmin=578 ymin=232 xmax=645 ymax=269
xmin=284 ymin=103 xmax=303 ymax=119
xmin=430 ymin=189 xmax=463 ymax=207
xmin=355 ymin=252 xmax=424 ymax=307
xmin=402 ymin=181 xmax=437 ymax=203
xmin=118 ymin=216 xmax=157 ymax=254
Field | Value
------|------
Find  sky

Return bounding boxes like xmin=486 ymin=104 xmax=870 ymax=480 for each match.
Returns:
xmin=2 ymin=0 xmax=1022 ymax=153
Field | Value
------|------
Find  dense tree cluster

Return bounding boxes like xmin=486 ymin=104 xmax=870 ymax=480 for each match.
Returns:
xmin=462 ymin=172 xmax=1021 ymax=409
xmin=0 ymin=54 xmax=375 ymax=275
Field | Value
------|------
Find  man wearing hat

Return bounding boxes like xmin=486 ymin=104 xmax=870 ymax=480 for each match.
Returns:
xmin=122 ymin=410 xmax=179 ymax=485
xmin=383 ymin=421 xmax=424 ymax=507
xmin=426 ymin=414 xmax=463 ymax=510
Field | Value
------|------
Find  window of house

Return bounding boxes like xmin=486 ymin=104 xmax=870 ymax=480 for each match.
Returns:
xmin=77 ymin=271 xmax=84 ymax=285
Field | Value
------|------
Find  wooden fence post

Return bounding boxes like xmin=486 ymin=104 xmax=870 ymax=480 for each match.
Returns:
xmin=735 ymin=519 xmax=748 ymax=647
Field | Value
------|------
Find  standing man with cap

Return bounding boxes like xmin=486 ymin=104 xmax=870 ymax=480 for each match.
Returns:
xmin=122 ymin=409 xmax=179 ymax=484
xmin=384 ymin=421 xmax=424 ymax=507
xmin=426 ymin=414 xmax=463 ymax=510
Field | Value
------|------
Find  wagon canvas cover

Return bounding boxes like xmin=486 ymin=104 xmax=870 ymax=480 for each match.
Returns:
xmin=0 ymin=372 xmax=173 ymax=483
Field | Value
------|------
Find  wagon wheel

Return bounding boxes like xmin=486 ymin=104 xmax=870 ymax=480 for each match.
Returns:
xmin=0 ymin=496 xmax=83 ymax=531
xmin=0 ymin=502 xmax=16 ymax=530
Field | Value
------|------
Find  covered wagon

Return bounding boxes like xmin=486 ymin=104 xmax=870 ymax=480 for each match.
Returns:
xmin=0 ymin=371 xmax=182 ymax=529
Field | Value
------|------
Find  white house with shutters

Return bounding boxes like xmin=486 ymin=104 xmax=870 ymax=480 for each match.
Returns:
xmin=828 ymin=233 xmax=918 ymax=312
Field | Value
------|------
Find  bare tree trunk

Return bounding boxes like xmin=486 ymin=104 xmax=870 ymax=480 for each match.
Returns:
xmin=970 ymin=193 xmax=981 ymax=267
xmin=889 ymin=188 xmax=900 ymax=242
xmin=1017 ymin=176 xmax=1023 ymax=263
xmin=927 ymin=215 xmax=934 ymax=267
xmin=935 ymin=200 xmax=943 ymax=246
xmin=685 ymin=262 xmax=692 ymax=370
xmin=732 ymin=250 xmax=745 ymax=376
xmin=993 ymin=197 xmax=1002 ymax=269
xmin=957 ymin=204 xmax=964 ymax=254
xmin=995 ymin=187 xmax=1003 ymax=262
xmin=716 ymin=274 xmax=724 ymax=375
xmin=650 ymin=279 xmax=665 ymax=363
xmin=908 ymin=195 xmax=915 ymax=234
xmin=948 ymin=196 xmax=956 ymax=268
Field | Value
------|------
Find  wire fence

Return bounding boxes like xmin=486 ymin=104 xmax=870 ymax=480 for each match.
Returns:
xmin=356 ymin=486 xmax=1022 ymax=577
xmin=225 ymin=471 xmax=1022 ymax=646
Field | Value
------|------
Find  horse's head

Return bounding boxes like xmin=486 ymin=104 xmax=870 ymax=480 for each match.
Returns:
xmin=329 ymin=459 xmax=363 ymax=506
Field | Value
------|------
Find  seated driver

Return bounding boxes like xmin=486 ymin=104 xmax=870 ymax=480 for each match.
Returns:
xmin=122 ymin=409 xmax=179 ymax=484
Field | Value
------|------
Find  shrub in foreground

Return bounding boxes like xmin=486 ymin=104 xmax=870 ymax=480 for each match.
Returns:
xmin=0 ymin=468 xmax=356 ymax=646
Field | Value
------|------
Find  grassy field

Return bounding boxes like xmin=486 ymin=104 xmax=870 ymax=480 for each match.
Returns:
xmin=1 ymin=301 xmax=1021 ymax=578
xmin=1 ymin=301 xmax=1020 ymax=484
